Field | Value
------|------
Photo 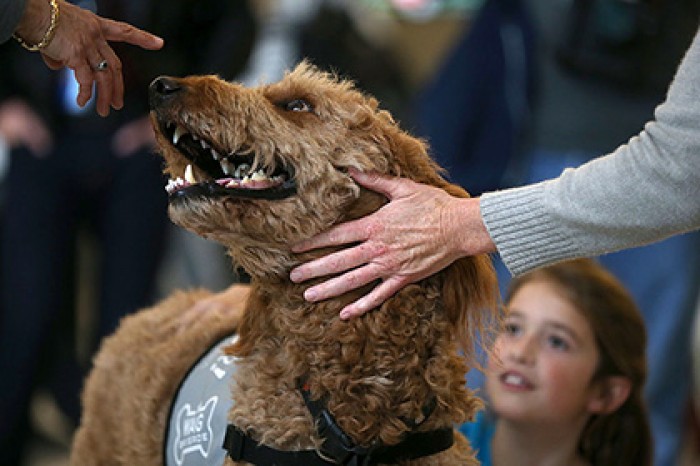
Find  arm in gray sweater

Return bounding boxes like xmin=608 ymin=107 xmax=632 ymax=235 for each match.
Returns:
xmin=481 ymin=28 xmax=700 ymax=276
xmin=0 ymin=0 xmax=26 ymax=43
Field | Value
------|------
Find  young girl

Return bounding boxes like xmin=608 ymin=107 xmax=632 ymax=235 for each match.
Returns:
xmin=460 ymin=258 xmax=651 ymax=466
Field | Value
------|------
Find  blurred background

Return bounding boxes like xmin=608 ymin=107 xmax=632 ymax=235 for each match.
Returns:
xmin=0 ymin=0 xmax=698 ymax=465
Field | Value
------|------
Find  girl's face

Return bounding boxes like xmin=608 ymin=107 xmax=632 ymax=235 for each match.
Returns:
xmin=486 ymin=279 xmax=603 ymax=426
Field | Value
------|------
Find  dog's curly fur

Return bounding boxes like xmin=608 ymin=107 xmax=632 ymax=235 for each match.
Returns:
xmin=70 ymin=62 xmax=498 ymax=465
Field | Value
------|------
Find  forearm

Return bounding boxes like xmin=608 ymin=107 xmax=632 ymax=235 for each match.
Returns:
xmin=481 ymin=28 xmax=700 ymax=276
xmin=0 ymin=0 xmax=27 ymax=43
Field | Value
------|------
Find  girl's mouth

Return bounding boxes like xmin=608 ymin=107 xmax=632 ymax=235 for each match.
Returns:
xmin=499 ymin=371 xmax=534 ymax=390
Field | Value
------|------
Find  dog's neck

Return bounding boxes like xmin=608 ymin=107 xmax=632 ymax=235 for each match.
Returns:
xmin=220 ymin=191 xmax=479 ymax=446
xmin=226 ymin=273 xmax=476 ymax=450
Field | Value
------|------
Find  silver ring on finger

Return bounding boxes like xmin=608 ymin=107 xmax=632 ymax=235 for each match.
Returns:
xmin=94 ymin=59 xmax=108 ymax=71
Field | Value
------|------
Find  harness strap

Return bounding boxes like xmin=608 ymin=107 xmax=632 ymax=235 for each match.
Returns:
xmin=223 ymin=379 xmax=454 ymax=465
xmin=223 ymin=425 xmax=336 ymax=466
xmin=223 ymin=424 xmax=454 ymax=466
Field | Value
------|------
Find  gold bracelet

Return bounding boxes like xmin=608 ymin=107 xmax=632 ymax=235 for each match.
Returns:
xmin=13 ymin=0 xmax=61 ymax=52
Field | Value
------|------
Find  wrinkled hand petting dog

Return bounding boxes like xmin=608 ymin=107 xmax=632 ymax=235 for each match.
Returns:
xmin=70 ymin=62 xmax=498 ymax=466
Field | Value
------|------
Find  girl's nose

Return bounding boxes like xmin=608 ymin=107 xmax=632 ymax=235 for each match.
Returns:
xmin=507 ymin=334 xmax=537 ymax=365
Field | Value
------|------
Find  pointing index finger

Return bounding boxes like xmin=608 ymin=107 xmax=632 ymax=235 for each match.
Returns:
xmin=99 ymin=18 xmax=164 ymax=50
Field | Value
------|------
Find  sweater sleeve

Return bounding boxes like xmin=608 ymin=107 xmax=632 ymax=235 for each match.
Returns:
xmin=480 ymin=27 xmax=700 ymax=276
xmin=0 ymin=0 xmax=27 ymax=43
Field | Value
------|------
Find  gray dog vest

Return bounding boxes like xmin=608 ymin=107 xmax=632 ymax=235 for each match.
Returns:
xmin=165 ymin=334 xmax=238 ymax=466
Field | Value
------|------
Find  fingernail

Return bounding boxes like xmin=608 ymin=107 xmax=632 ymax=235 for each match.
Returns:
xmin=304 ymin=289 xmax=317 ymax=301
xmin=340 ymin=309 xmax=351 ymax=320
xmin=289 ymin=269 xmax=301 ymax=282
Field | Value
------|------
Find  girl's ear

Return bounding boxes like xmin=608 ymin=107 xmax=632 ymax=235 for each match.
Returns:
xmin=587 ymin=376 xmax=632 ymax=415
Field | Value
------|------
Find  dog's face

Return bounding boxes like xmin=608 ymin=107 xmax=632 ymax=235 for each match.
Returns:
xmin=149 ymin=63 xmax=453 ymax=277
xmin=149 ymin=62 xmax=497 ymax=363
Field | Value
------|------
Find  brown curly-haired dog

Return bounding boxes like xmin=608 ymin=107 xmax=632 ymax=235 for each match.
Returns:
xmin=71 ymin=62 xmax=497 ymax=466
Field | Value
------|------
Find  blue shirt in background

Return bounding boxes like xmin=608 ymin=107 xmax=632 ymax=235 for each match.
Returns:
xmin=459 ymin=410 xmax=496 ymax=466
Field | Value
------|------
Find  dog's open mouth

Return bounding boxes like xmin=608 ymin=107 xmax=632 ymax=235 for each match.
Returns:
xmin=160 ymin=121 xmax=297 ymax=201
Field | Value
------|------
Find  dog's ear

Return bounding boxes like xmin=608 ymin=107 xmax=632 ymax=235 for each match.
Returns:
xmin=374 ymin=122 xmax=447 ymax=185
xmin=441 ymin=254 xmax=499 ymax=367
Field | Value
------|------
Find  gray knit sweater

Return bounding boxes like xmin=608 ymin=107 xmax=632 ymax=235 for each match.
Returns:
xmin=481 ymin=27 xmax=700 ymax=276
xmin=1 ymin=0 xmax=27 ymax=43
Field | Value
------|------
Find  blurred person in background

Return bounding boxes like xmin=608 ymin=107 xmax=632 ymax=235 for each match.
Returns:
xmin=0 ymin=1 xmax=256 ymax=464
xmin=1 ymin=0 xmax=164 ymax=116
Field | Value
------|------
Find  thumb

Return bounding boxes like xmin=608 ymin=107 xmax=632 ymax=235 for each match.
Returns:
xmin=348 ymin=169 xmax=413 ymax=201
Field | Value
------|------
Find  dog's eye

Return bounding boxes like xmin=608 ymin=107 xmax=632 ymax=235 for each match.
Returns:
xmin=284 ymin=99 xmax=313 ymax=113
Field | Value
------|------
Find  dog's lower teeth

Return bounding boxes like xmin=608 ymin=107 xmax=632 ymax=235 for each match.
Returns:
xmin=165 ymin=176 xmax=188 ymax=194
xmin=251 ymin=170 xmax=267 ymax=181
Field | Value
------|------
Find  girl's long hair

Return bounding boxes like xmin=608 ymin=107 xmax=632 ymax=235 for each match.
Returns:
xmin=506 ymin=259 xmax=652 ymax=466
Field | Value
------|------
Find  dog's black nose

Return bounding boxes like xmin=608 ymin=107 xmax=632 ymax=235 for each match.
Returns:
xmin=149 ymin=76 xmax=182 ymax=109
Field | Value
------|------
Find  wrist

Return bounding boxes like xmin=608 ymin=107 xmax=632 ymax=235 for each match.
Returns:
xmin=449 ymin=197 xmax=496 ymax=258
xmin=14 ymin=0 xmax=60 ymax=51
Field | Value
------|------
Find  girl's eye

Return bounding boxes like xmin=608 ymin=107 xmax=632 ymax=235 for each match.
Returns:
xmin=504 ymin=322 xmax=521 ymax=336
xmin=547 ymin=335 xmax=570 ymax=351
xmin=285 ymin=99 xmax=313 ymax=112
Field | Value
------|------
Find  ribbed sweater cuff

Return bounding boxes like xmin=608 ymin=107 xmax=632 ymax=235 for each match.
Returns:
xmin=480 ymin=182 xmax=579 ymax=276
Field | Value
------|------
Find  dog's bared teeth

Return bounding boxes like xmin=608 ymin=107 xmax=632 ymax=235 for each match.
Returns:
xmin=200 ymin=139 xmax=210 ymax=149
xmin=211 ymin=148 xmax=221 ymax=160
xmin=165 ymin=179 xmax=176 ymax=193
xmin=234 ymin=164 xmax=250 ymax=179
xmin=165 ymin=176 xmax=187 ymax=194
xmin=251 ymin=170 xmax=268 ymax=181
xmin=184 ymin=164 xmax=196 ymax=184
xmin=221 ymin=159 xmax=234 ymax=175
xmin=172 ymin=125 xmax=186 ymax=145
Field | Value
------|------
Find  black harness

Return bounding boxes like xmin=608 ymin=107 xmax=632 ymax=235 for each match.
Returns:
xmin=222 ymin=380 xmax=454 ymax=465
